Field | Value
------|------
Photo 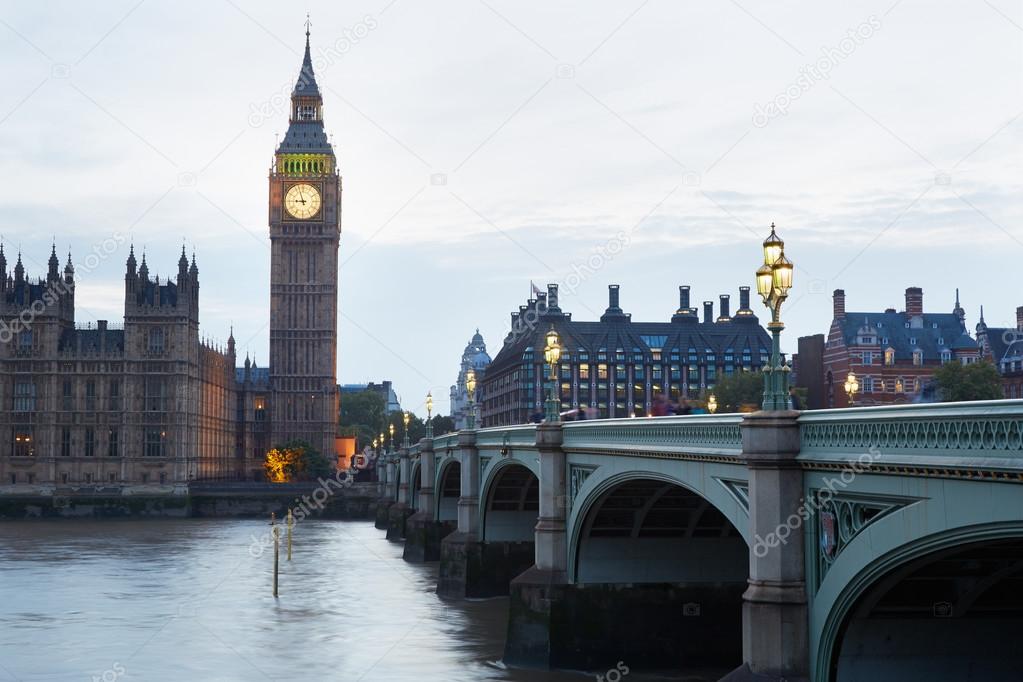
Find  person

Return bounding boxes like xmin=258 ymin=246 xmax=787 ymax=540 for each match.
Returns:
xmin=789 ymin=387 xmax=803 ymax=411
xmin=651 ymin=393 xmax=670 ymax=417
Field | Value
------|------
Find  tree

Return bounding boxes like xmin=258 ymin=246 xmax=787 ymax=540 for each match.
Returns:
xmin=264 ymin=440 xmax=333 ymax=482
xmin=709 ymin=371 xmax=764 ymax=413
xmin=933 ymin=360 xmax=1003 ymax=402
xmin=429 ymin=415 xmax=456 ymax=436
xmin=339 ymin=390 xmax=387 ymax=449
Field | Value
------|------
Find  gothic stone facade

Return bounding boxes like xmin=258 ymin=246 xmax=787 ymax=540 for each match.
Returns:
xmin=267 ymin=27 xmax=341 ymax=460
xmin=0 ymin=29 xmax=341 ymax=490
xmin=0 ymin=246 xmax=242 ymax=489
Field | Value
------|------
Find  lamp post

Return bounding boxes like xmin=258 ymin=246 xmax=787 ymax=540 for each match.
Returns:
xmin=465 ymin=368 xmax=477 ymax=430
xmin=388 ymin=423 xmax=395 ymax=451
xmin=844 ymin=371 xmax=859 ymax=406
xmin=707 ymin=394 xmax=718 ymax=414
xmin=755 ymin=222 xmax=795 ymax=411
xmin=425 ymin=391 xmax=434 ymax=438
xmin=543 ymin=325 xmax=562 ymax=423
xmin=402 ymin=410 xmax=411 ymax=448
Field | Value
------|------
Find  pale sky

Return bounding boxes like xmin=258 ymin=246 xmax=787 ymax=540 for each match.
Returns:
xmin=1 ymin=0 xmax=1020 ymax=416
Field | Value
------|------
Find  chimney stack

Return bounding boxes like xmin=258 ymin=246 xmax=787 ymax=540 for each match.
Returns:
xmin=717 ymin=294 xmax=731 ymax=322
xmin=679 ymin=285 xmax=691 ymax=312
xmin=1017 ymin=306 xmax=1023 ymax=332
xmin=608 ymin=284 xmax=620 ymax=310
xmin=547 ymin=283 xmax=559 ymax=311
xmin=905 ymin=287 xmax=923 ymax=317
xmin=738 ymin=286 xmax=751 ymax=313
xmin=833 ymin=289 xmax=846 ymax=320
xmin=703 ymin=301 xmax=713 ymax=324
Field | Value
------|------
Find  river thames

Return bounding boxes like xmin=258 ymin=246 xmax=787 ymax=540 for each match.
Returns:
xmin=0 ymin=519 xmax=718 ymax=681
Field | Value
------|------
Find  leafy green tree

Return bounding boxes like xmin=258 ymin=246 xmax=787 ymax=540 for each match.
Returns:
xmin=933 ymin=360 xmax=1003 ymax=402
xmin=429 ymin=415 xmax=456 ymax=436
xmin=265 ymin=440 xmax=334 ymax=482
xmin=709 ymin=371 xmax=765 ymax=413
xmin=339 ymin=390 xmax=387 ymax=449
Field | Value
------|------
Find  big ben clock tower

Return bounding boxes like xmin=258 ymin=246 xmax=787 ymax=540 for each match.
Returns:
xmin=268 ymin=23 xmax=341 ymax=459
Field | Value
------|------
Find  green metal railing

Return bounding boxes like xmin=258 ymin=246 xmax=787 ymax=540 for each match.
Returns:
xmin=798 ymin=400 xmax=1023 ymax=467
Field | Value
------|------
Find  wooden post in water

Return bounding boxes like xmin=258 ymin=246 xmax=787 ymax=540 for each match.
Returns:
xmin=271 ymin=513 xmax=279 ymax=598
xmin=286 ymin=508 xmax=294 ymax=561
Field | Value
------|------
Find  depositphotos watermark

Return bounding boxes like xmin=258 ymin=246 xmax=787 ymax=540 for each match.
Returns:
xmin=248 ymin=15 xmax=379 ymax=128
xmin=247 ymin=455 xmax=379 ymax=558
xmin=751 ymin=446 xmax=881 ymax=558
xmin=595 ymin=661 xmax=630 ymax=682
xmin=752 ymin=16 xmax=882 ymax=128
xmin=505 ymin=230 xmax=631 ymax=347
xmin=91 ymin=662 xmax=126 ymax=682
xmin=0 ymin=232 xmax=128 ymax=345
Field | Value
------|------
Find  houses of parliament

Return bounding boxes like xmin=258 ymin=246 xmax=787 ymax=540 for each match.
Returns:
xmin=0 ymin=28 xmax=341 ymax=489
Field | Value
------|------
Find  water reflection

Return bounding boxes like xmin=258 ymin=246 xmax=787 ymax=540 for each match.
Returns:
xmin=0 ymin=519 xmax=701 ymax=681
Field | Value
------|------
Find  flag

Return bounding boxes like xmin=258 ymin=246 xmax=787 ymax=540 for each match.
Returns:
xmin=530 ymin=280 xmax=543 ymax=297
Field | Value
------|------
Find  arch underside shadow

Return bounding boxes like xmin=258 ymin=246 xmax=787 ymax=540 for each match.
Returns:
xmin=824 ymin=527 xmax=1023 ymax=682
xmin=561 ymin=473 xmax=749 ymax=672
xmin=435 ymin=459 xmax=460 ymax=523
xmin=482 ymin=462 xmax=538 ymax=543
xmin=409 ymin=462 xmax=421 ymax=510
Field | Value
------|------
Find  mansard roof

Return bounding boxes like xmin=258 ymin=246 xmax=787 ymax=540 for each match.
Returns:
xmin=839 ymin=311 xmax=976 ymax=360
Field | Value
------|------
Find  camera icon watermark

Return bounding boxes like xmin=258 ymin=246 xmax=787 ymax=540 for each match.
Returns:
xmin=430 ymin=172 xmax=448 ymax=186
xmin=934 ymin=171 xmax=951 ymax=186
xmin=556 ymin=64 xmax=575 ymax=79
xmin=808 ymin=278 xmax=827 ymax=294
xmin=51 ymin=63 xmax=70 ymax=79
xmin=177 ymin=172 xmax=197 ymax=188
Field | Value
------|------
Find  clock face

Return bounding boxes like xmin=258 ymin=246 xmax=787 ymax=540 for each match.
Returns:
xmin=284 ymin=183 xmax=322 ymax=219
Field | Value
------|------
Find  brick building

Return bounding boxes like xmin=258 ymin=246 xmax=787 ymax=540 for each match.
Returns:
xmin=975 ymin=306 xmax=1023 ymax=398
xmin=480 ymin=283 xmax=771 ymax=426
xmin=816 ymin=287 xmax=980 ymax=407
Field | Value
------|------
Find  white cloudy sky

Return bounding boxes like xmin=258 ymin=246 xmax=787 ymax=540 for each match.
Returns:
xmin=0 ymin=0 xmax=1020 ymax=416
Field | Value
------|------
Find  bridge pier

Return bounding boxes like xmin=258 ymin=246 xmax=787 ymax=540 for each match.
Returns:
xmin=724 ymin=411 xmax=809 ymax=682
xmin=438 ymin=430 xmax=486 ymax=596
xmin=504 ymin=423 xmax=570 ymax=667
xmin=404 ymin=437 xmax=450 ymax=562
xmin=386 ymin=448 xmax=413 ymax=541
xmin=374 ymin=455 xmax=396 ymax=529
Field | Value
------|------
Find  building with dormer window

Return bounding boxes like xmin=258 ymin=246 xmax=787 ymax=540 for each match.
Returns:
xmin=806 ymin=287 xmax=980 ymax=407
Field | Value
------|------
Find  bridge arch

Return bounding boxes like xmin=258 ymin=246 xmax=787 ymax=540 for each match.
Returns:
xmin=434 ymin=456 xmax=460 ymax=523
xmin=408 ymin=460 xmax=421 ymax=510
xmin=816 ymin=521 xmax=1023 ymax=681
xmin=567 ymin=466 xmax=750 ymax=582
xmin=480 ymin=458 xmax=539 ymax=543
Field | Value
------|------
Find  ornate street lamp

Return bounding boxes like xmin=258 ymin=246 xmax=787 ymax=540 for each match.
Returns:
xmin=707 ymin=394 xmax=718 ymax=414
xmin=543 ymin=325 xmax=562 ymax=422
xmin=402 ymin=410 xmax=411 ymax=448
xmin=465 ymin=367 xmax=477 ymax=430
xmin=425 ymin=391 xmax=434 ymax=438
xmin=388 ymin=423 xmax=395 ymax=450
xmin=756 ymin=223 xmax=795 ymax=410
xmin=379 ymin=431 xmax=386 ymax=456
xmin=844 ymin=371 xmax=859 ymax=406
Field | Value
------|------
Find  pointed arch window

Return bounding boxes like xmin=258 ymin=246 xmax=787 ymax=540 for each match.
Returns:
xmin=884 ymin=347 xmax=895 ymax=366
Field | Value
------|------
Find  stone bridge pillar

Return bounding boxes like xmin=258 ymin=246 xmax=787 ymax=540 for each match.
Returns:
xmin=505 ymin=422 xmax=569 ymax=667
xmin=725 ymin=411 xmax=809 ymax=682
xmin=386 ymin=448 xmax=413 ymax=541
xmin=438 ymin=430 xmax=483 ymax=596
xmin=405 ymin=438 xmax=449 ymax=562
xmin=374 ymin=453 xmax=396 ymax=529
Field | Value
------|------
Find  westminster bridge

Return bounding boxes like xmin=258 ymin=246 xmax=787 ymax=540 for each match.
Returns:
xmin=373 ymin=400 xmax=1023 ymax=682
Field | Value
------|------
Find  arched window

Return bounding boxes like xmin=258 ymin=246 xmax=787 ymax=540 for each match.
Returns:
xmin=884 ymin=347 xmax=896 ymax=366
xmin=912 ymin=349 xmax=923 ymax=366
xmin=895 ymin=377 xmax=904 ymax=393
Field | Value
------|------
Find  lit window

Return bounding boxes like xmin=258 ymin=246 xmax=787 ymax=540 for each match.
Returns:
xmin=884 ymin=348 xmax=895 ymax=366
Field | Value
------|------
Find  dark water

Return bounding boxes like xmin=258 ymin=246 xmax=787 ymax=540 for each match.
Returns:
xmin=0 ymin=519 xmax=701 ymax=682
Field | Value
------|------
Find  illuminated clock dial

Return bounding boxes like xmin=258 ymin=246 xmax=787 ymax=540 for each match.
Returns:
xmin=284 ymin=183 xmax=321 ymax=219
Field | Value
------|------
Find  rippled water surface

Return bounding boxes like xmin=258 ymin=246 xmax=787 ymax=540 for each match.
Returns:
xmin=0 ymin=519 xmax=705 ymax=682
